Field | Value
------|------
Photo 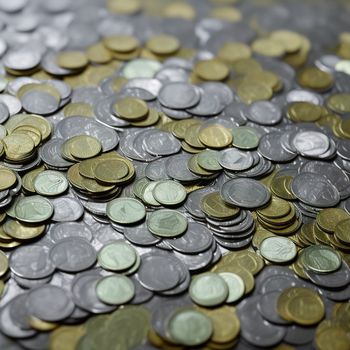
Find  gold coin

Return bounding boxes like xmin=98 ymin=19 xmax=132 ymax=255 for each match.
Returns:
xmin=316 ymin=208 xmax=349 ymax=233
xmin=94 ymin=159 xmax=129 ymax=184
xmin=67 ymin=164 xmax=85 ymax=190
xmin=221 ymin=250 xmax=264 ymax=276
xmin=113 ymin=97 xmax=149 ymax=121
xmin=131 ymin=108 xmax=160 ymax=127
xmin=334 ymin=219 xmax=350 ymax=244
xmin=12 ymin=125 xmax=42 ymax=147
xmin=107 ymin=0 xmax=141 ymax=15
xmin=211 ymin=7 xmax=242 ymax=22
xmin=200 ymin=192 xmax=240 ymax=219
xmin=232 ymin=58 xmax=262 ymax=75
xmin=163 ymin=2 xmax=196 ymax=19
xmin=214 ymin=264 xmax=255 ymax=294
xmin=217 ymin=42 xmax=251 ymax=63
xmin=181 ymin=141 xmax=203 ymax=154
xmin=0 ymin=167 xmax=16 ymax=190
xmin=22 ymin=166 xmax=45 ymax=194
xmin=184 ymin=123 xmax=205 ymax=149
xmin=245 ymin=70 xmax=280 ymax=90
xmin=198 ymin=124 xmax=232 ymax=149
xmin=0 ymin=250 xmax=8 ymax=278
xmin=2 ymin=220 xmax=45 ymax=240
xmin=198 ymin=306 xmax=240 ymax=344
xmin=194 ymin=59 xmax=230 ymax=81
xmin=29 ymin=316 xmax=58 ymax=331
xmin=63 ymin=103 xmax=94 ymax=118
xmin=287 ymin=102 xmax=323 ymax=122
xmin=257 ymin=197 xmax=291 ymax=219
xmin=237 ymin=80 xmax=272 ymax=104
xmin=251 ymin=38 xmax=286 ymax=57
xmin=69 ymin=135 xmax=102 ymax=160
xmin=81 ymin=176 xmax=115 ymax=194
xmin=297 ymin=67 xmax=333 ymax=91
xmin=146 ymin=35 xmax=180 ymax=55
xmin=50 ymin=325 xmax=86 ymax=350
xmin=3 ymin=134 xmax=35 ymax=161
xmin=103 ymin=35 xmax=140 ymax=53
xmin=315 ymin=326 xmax=350 ymax=350
xmin=327 ymin=93 xmax=350 ymax=114
xmin=270 ymin=174 xmax=296 ymax=200
xmin=172 ymin=119 xmax=200 ymax=139
xmin=56 ymin=51 xmax=88 ymax=70
xmin=86 ymin=42 xmax=112 ymax=64
xmin=270 ymin=30 xmax=303 ymax=53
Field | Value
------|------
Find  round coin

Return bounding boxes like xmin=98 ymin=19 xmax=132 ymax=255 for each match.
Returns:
xmin=152 ymin=180 xmax=187 ymax=206
xmin=218 ymin=272 xmax=245 ymax=303
xmin=96 ymin=275 xmax=135 ymax=305
xmin=33 ymin=170 xmax=68 ymax=196
xmin=98 ymin=240 xmax=137 ymax=271
xmin=221 ymin=178 xmax=271 ymax=209
xmin=147 ymin=209 xmax=188 ymax=238
xmin=14 ymin=196 xmax=54 ymax=223
xmin=189 ymin=272 xmax=229 ymax=307
xmin=167 ymin=308 xmax=213 ymax=347
xmin=106 ymin=198 xmax=146 ymax=224
xmin=300 ymin=245 xmax=342 ymax=274
xmin=259 ymin=237 xmax=297 ymax=264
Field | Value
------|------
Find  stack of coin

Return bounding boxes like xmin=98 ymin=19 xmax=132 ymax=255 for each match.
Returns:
xmin=256 ymin=197 xmax=302 ymax=236
xmin=67 ymin=152 xmax=134 ymax=205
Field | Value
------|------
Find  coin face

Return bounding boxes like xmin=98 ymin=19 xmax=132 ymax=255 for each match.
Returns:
xmin=106 ymin=198 xmax=146 ymax=224
xmin=260 ymin=237 xmax=297 ymax=263
xmin=14 ymin=195 xmax=54 ymax=223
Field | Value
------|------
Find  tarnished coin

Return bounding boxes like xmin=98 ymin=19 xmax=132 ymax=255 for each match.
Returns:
xmin=98 ymin=240 xmax=137 ymax=272
xmin=14 ymin=195 xmax=54 ymax=223
xmin=189 ymin=272 xmax=229 ymax=307
xmin=107 ymin=198 xmax=146 ymax=224
xmin=166 ymin=308 xmax=213 ymax=347
xmin=96 ymin=275 xmax=135 ymax=305
xmin=33 ymin=170 xmax=68 ymax=196
xmin=152 ymin=180 xmax=187 ymax=206
xmin=147 ymin=209 xmax=188 ymax=238
xmin=259 ymin=237 xmax=297 ymax=264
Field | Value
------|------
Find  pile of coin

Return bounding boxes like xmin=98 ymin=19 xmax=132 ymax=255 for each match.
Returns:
xmin=0 ymin=0 xmax=349 ymax=349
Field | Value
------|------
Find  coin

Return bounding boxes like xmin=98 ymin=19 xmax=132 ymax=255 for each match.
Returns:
xmin=14 ymin=195 xmax=54 ymax=223
xmin=33 ymin=170 xmax=68 ymax=196
xmin=166 ymin=308 xmax=213 ymax=346
xmin=189 ymin=272 xmax=229 ymax=306
xmin=300 ymin=245 xmax=342 ymax=273
xmin=259 ymin=237 xmax=297 ymax=264
xmin=98 ymin=240 xmax=137 ymax=271
xmin=96 ymin=275 xmax=135 ymax=305
xmin=106 ymin=198 xmax=146 ymax=224
xmin=147 ymin=209 xmax=188 ymax=238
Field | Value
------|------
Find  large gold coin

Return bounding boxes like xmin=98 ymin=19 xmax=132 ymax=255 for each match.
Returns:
xmin=198 ymin=124 xmax=232 ymax=149
xmin=251 ymin=38 xmax=285 ymax=57
xmin=297 ymin=67 xmax=333 ymax=91
xmin=200 ymin=192 xmax=240 ymax=219
xmin=257 ymin=197 xmax=291 ymax=219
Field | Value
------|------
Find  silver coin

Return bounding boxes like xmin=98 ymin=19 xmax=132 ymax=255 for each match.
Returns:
xmin=49 ymin=222 xmax=93 ymax=243
xmin=292 ymin=131 xmax=330 ymax=157
xmin=247 ymin=101 xmax=282 ymax=125
xmin=219 ymin=149 xmax=254 ymax=171
xmin=27 ymin=285 xmax=75 ymax=322
xmin=143 ymin=130 xmax=181 ymax=156
xmin=9 ymin=245 xmax=55 ymax=279
xmin=49 ymin=237 xmax=97 ymax=272
xmin=158 ymin=82 xmax=200 ymax=109
xmin=50 ymin=196 xmax=84 ymax=222
xmin=291 ymin=172 xmax=340 ymax=207
xmin=221 ymin=178 xmax=271 ymax=209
